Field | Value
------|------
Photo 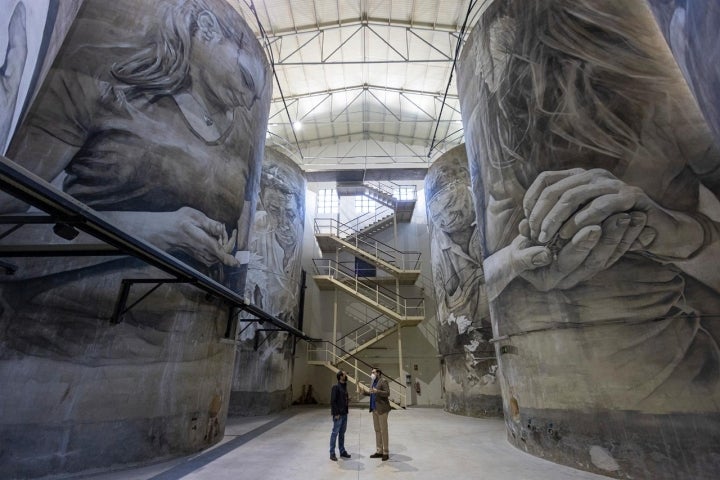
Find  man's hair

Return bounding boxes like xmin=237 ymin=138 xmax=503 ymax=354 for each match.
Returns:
xmin=336 ymin=370 xmax=344 ymax=381
xmin=372 ymin=367 xmax=382 ymax=376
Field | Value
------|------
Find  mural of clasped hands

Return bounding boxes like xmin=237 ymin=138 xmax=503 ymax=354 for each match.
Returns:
xmin=514 ymin=167 xmax=706 ymax=292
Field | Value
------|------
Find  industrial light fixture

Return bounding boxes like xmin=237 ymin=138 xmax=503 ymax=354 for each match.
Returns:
xmin=293 ymin=121 xmax=302 ymax=130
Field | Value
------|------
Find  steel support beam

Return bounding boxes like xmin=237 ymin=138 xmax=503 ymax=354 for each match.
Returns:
xmin=0 ymin=156 xmax=315 ymax=341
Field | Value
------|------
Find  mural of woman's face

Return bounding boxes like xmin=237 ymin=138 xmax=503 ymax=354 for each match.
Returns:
xmin=191 ymin=10 xmax=264 ymax=110
xmin=428 ymin=185 xmax=475 ymax=235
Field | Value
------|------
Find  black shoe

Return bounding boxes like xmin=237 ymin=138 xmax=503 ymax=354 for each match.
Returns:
xmin=340 ymin=452 xmax=351 ymax=459
xmin=382 ymin=455 xmax=389 ymax=461
xmin=370 ymin=452 xmax=383 ymax=458
xmin=330 ymin=453 xmax=337 ymax=461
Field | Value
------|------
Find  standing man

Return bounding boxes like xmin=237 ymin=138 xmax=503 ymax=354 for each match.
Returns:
xmin=329 ymin=370 xmax=351 ymax=461
xmin=363 ymin=367 xmax=391 ymax=461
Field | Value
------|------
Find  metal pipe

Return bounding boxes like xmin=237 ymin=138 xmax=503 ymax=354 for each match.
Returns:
xmin=0 ymin=156 xmax=314 ymax=341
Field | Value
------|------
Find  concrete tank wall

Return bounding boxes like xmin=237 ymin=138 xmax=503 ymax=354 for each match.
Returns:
xmin=229 ymin=148 xmax=306 ymax=416
xmin=456 ymin=1 xmax=720 ymax=478
xmin=0 ymin=0 xmax=272 ymax=478
xmin=425 ymin=145 xmax=502 ymax=417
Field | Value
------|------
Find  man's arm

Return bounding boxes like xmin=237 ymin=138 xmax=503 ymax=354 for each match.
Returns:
xmin=375 ymin=379 xmax=390 ymax=398
xmin=330 ymin=385 xmax=339 ymax=416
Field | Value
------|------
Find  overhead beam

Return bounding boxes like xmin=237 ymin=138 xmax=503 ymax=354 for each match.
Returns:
xmin=258 ymin=18 xmax=467 ymax=38
xmin=275 ymin=59 xmax=453 ymax=66
xmin=269 ymin=84 xmax=458 ymax=103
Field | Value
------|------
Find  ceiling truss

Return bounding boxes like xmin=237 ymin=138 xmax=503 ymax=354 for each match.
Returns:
xmin=234 ymin=0 xmax=485 ymax=172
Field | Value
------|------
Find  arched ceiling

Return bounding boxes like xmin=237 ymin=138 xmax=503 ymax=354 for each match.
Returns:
xmin=233 ymin=0 xmax=489 ymax=173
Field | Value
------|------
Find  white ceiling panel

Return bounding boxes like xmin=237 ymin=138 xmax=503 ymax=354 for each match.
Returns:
xmin=231 ymin=0 xmax=485 ymax=172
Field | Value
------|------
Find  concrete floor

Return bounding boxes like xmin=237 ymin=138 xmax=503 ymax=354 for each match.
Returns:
xmin=67 ymin=406 xmax=613 ymax=480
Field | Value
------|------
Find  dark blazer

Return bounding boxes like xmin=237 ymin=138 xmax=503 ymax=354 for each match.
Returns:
xmin=364 ymin=376 xmax=391 ymax=414
xmin=331 ymin=382 xmax=349 ymax=416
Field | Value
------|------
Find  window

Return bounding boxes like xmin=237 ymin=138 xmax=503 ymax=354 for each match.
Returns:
xmin=317 ymin=189 xmax=338 ymax=215
xmin=394 ymin=186 xmax=415 ymax=201
xmin=355 ymin=196 xmax=377 ymax=213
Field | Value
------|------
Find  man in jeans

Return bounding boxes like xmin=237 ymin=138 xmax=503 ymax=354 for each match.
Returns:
xmin=329 ymin=370 xmax=351 ymax=461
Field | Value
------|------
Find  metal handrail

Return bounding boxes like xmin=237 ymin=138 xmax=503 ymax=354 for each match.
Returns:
xmin=336 ymin=309 xmax=396 ymax=352
xmin=312 ymin=258 xmax=425 ymax=318
xmin=306 ymin=340 xmax=406 ymax=407
xmin=365 ymin=181 xmax=417 ymax=202
xmin=0 ymin=156 xmax=314 ymax=341
xmin=314 ymin=217 xmax=421 ymax=271
xmin=347 ymin=205 xmax=395 ymax=234
xmin=341 ymin=307 xmax=395 ymax=338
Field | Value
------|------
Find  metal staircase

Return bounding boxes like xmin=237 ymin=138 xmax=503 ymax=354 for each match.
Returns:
xmin=307 ymin=340 xmax=407 ymax=409
xmin=319 ymin=182 xmax=416 ymax=246
xmin=310 ymin=181 xmax=422 ymax=408
xmin=314 ymin=216 xmax=421 ymax=284
xmin=313 ymin=259 xmax=424 ymax=325
xmin=335 ymin=307 xmax=397 ymax=357
xmin=336 ymin=181 xmax=416 ymax=222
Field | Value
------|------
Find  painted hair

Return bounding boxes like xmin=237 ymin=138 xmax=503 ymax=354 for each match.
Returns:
xmin=483 ymin=0 xmax=683 ymax=181
xmin=111 ymin=0 xmax=250 ymax=100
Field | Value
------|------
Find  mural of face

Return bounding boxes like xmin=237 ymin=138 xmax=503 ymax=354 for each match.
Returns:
xmin=458 ymin=1 xmax=720 ymax=477
xmin=262 ymin=187 xmax=300 ymax=249
xmin=0 ymin=0 xmax=273 ymax=476
xmin=189 ymin=10 xmax=263 ymax=113
xmin=232 ymin=151 xmax=304 ymax=413
xmin=425 ymin=147 xmax=501 ymax=417
xmin=428 ymin=184 xmax=475 ymax=236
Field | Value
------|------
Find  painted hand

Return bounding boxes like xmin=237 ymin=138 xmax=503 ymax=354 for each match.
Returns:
xmin=163 ymin=207 xmax=239 ymax=267
xmin=523 ymin=168 xmax=704 ymax=262
xmin=517 ymin=212 xmax=647 ymax=291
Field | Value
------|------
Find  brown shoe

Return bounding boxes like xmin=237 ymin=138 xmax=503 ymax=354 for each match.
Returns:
xmin=369 ymin=452 xmax=383 ymax=458
xmin=382 ymin=454 xmax=389 ymax=461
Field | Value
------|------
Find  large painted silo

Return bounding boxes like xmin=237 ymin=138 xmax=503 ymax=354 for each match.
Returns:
xmin=0 ymin=1 xmax=272 ymax=477
xmin=425 ymin=144 xmax=501 ymax=417
xmin=230 ymin=148 xmax=306 ymax=415
xmin=457 ymin=1 xmax=720 ymax=478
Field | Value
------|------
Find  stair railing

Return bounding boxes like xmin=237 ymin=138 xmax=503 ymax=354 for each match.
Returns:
xmin=364 ymin=181 xmax=417 ymax=202
xmin=348 ymin=205 xmax=394 ymax=234
xmin=312 ymin=258 xmax=425 ymax=318
xmin=306 ymin=339 xmax=407 ymax=408
xmin=336 ymin=308 xmax=396 ymax=353
xmin=313 ymin=217 xmax=421 ymax=271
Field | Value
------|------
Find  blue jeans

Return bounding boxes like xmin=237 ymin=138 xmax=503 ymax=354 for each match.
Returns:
xmin=329 ymin=414 xmax=348 ymax=454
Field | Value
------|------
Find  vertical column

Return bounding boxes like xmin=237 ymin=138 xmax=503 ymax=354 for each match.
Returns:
xmin=0 ymin=1 xmax=272 ymax=477
xmin=456 ymin=1 xmax=720 ymax=478
xmin=425 ymin=144 xmax=501 ymax=418
xmin=230 ymin=148 xmax=306 ymax=416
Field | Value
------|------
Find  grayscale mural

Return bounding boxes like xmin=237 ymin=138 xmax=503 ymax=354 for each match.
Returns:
xmin=425 ymin=145 xmax=501 ymax=417
xmin=0 ymin=0 xmax=63 ymax=154
xmin=647 ymin=0 xmax=720 ymax=144
xmin=457 ymin=0 xmax=720 ymax=478
xmin=230 ymin=148 xmax=305 ymax=416
xmin=0 ymin=0 xmax=271 ymax=478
